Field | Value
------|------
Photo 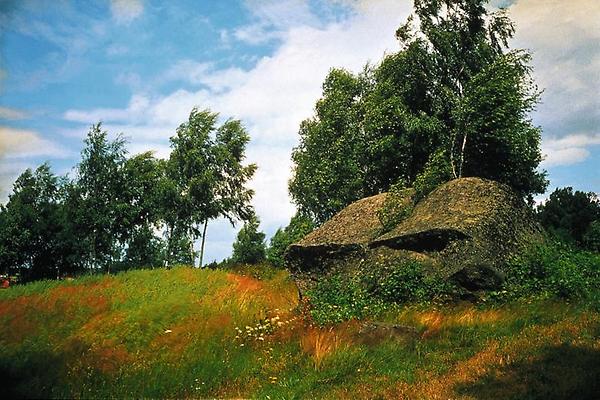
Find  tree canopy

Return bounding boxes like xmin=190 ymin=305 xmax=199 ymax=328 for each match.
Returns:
xmin=231 ymin=214 xmax=266 ymax=265
xmin=537 ymin=187 xmax=600 ymax=249
xmin=290 ymin=0 xmax=547 ymax=223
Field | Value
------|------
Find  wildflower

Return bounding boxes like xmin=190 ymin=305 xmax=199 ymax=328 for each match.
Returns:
xmin=164 ymin=329 xmax=172 ymax=334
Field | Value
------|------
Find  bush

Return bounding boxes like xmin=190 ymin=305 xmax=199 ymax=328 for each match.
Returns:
xmin=583 ymin=220 xmax=600 ymax=252
xmin=368 ymin=260 xmax=456 ymax=304
xmin=307 ymin=260 xmax=457 ymax=325
xmin=266 ymin=214 xmax=314 ymax=268
xmin=502 ymin=242 xmax=600 ymax=300
xmin=307 ymin=275 xmax=380 ymax=325
xmin=231 ymin=215 xmax=266 ymax=265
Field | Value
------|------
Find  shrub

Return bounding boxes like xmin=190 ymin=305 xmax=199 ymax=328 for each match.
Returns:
xmin=307 ymin=260 xmax=457 ymax=325
xmin=583 ymin=220 xmax=600 ymax=252
xmin=231 ymin=215 xmax=266 ymax=265
xmin=266 ymin=214 xmax=315 ymax=268
xmin=370 ymin=260 xmax=456 ymax=304
xmin=306 ymin=275 xmax=379 ymax=325
xmin=502 ymin=242 xmax=600 ymax=300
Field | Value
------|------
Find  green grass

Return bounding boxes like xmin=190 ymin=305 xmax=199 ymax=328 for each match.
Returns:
xmin=1 ymin=266 xmax=599 ymax=399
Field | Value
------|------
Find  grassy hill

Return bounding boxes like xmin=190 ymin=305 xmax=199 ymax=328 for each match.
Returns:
xmin=1 ymin=266 xmax=599 ymax=399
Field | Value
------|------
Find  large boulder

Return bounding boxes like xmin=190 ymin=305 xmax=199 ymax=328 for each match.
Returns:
xmin=285 ymin=178 xmax=542 ymax=294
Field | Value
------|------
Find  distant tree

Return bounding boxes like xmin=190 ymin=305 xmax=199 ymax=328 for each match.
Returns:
xmin=71 ymin=123 xmax=128 ymax=273
xmin=537 ymin=187 xmax=600 ymax=247
xmin=120 ymin=226 xmax=165 ymax=270
xmin=290 ymin=0 xmax=547 ymax=223
xmin=0 ymin=164 xmax=71 ymax=281
xmin=583 ymin=220 xmax=600 ymax=252
xmin=168 ymin=108 xmax=256 ymax=267
xmin=267 ymin=214 xmax=315 ymax=267
xmin=231 ymin=214 xmax=266 ymax=265
xmin=120 ymin=152 xmax=165 ymax=268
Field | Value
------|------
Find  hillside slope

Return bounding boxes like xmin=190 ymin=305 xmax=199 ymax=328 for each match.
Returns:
xmin=1 ymin=267 xmax=599 ymax=399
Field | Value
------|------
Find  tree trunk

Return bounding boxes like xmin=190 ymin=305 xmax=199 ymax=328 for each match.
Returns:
xmin=165 ymin=224 xmax=172 ymax=269
xmin=190 ymin=230 xmax=195 ymax=268
xmin=458 ymin=131 xmax=468 ymax=178
xmin=450 ymin=131 xmax=458 ymax=179
xmin=199 ymin=219 xmax=208 ymax=269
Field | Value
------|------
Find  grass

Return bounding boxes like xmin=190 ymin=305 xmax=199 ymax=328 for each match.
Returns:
xmin=1 ymin=265 xmax=599 ymax=399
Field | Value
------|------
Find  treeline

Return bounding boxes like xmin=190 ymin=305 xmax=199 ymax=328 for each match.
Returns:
xmin=0 ymin=109 xmax=257 ymax=282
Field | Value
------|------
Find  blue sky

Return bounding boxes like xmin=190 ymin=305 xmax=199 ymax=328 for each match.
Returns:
xmin=1 ymin=0 xmax=599 ymax=263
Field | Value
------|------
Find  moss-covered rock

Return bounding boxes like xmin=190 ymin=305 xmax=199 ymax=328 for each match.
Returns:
xmin=285 ymin=177 xmax=543 ymax=296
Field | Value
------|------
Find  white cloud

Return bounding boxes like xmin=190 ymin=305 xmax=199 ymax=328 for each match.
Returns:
xmin=0 ymin=126 xmax=69 ymax=159
xmin=509 ymin=0 xmax=600 ymax=139
xmin=64 ymin=94 xmax=151 ymax=124
xmin=542 ymin=133 xmax=600 ymax=167
xmin=110 ymin=0 xmax=144 ymax=25
xmin=106 ymin=43 xmax=129 ymax=56
xmin=0 ymin=107 xmax=27 ymax=120
xmin=0 ymin=160 xmax=31 ymax=204
xmin=234 ymin=0 xmax=315 ymax=45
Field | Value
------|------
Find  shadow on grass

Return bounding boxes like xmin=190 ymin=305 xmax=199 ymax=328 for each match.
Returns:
xmin=0 ymin=348 xmax=69 ymax=399
xmin=455 ymin=344 xmax=600 ymax=400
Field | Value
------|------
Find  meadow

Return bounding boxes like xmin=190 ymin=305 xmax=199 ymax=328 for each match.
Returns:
xmin=1 ymin=265 xmax=599 ymax=399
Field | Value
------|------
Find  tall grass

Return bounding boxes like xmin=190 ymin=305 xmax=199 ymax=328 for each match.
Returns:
xmin=1 ymin=265 xmax=598 ymax=399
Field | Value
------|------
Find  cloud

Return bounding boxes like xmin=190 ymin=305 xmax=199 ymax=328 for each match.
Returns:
xmin=0 ymin=126 xmax=69 ymax=159
xmin=64 ymin=94 xmax=151 ymax=124
xmin=0 ymin=160 xmax=30 ymax=204
xmin=542 ymin=133 xmax=600 ymax=167
xmin=509 ymin=0 xmax=600 ymax=140
xmin=0 ymin=125 xmax=72 ymax=202
xmin=0 ymin=107 xmax=27 ymax=120
xmin=115 ymin=71 xmax=142 ymax=89
xmin=233 ymin=0 xmax=315 ymax=45
xmin=110 ymin=0 xmax=144 ymax=24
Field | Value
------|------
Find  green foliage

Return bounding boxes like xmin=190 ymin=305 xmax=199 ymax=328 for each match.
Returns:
xmin=289 ymin=68 xmax=367 ymax=223
xmin=583 ymin=220 xmax=600 ymax=252
xmin=502 ymin=242 xmax=600 ymax=300
xmin=308 ymin=260 xmax=456 ymax=325
xmin=307 ymin=275 xmax=380 ymax=325
xmin=413 ymin=149 xmax=452 ymax=203
xmin=119 ymin=226 xmax=166 ymax=271
xmin=377 ymin=180 xmax=413 ymax=233
xmin=290 ymin=0 xmax=547 ymax=221
xmin=366 ymin=260 xmax=456 ymax=304
xmin=72 ymin=123 xmax=129 ymax=272
xmin=0 ymin=164 xmax=73 ymax=281
xmin=168 ymin=108 xmax=257 ymax=266
xmin=456 ymin=51 xmax=547 ymax=197
xmin=266 ymin=214 xmax=315 ymax=267
xmin=231 ymin=215 xmax=266 ymax=265
xmin=536 ymin=187 xmax=600 ymax=249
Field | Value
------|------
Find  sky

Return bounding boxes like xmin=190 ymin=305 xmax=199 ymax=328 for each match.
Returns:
xmin=1 ymin=0 xmax=599 ymax=263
